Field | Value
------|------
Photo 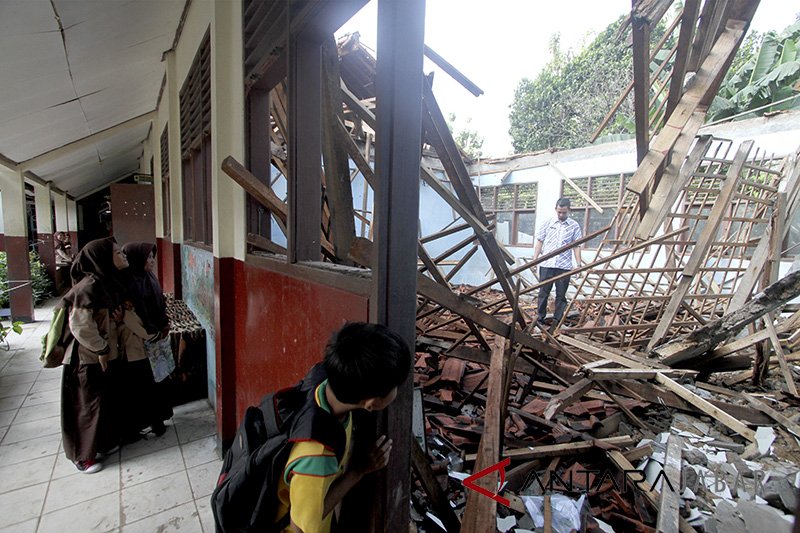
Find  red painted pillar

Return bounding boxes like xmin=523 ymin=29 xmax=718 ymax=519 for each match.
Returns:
xmin=1 ymin=168 xmax=34 ymax=321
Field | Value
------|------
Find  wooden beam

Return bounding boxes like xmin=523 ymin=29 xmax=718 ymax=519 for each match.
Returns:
xmin=320 ymin=36 xmax=356 ymax=262
xmin=543 ymin=378 xmax=594 ymax=420
xmin=765 ymin=318 xmax=798 ymax=395
xmin=221 ymin=156 xmax=288 ymax=223
xmin=607 ymin=449 xmax=697 ymax=533
xmin=665 ymin=0 xmax=701 ymax=120
xmin=626 ymin=22 xmax=746 ymax=203
xmin=655 ymin=374 xmax=755 ymax=441
xmin=656 ymin=435 xmax=683 ymax=533
xmin=656 ymin=269 xmax=800 ymax=365
xmin=462 ymin=336 xmax=507 ymax=533
xmin=549 ymin=163 xmax=603 ymax=213
xmin=410 ymin=441 xmax=461 ymax=533
xmin=464 ymin=436 xmax=635 ymax=462
xmin=632 ymin=15 xmax=651 ymax=165
xmin=585 ymin=368 xmax=697 ymax=380
xmin=740 ymin=394 xmax=800 ymax=439
xmin=423 ymin=45 xmax=484 ymax=97
xmin=287 ymin=33 xmax=322 ymax=262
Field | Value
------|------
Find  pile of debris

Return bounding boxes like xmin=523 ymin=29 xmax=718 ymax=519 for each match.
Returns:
xmin=410 ymin=306 xmax=800 ymax=532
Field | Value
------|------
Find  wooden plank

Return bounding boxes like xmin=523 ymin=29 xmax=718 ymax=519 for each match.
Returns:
xmin=586 ymin=368 xmax=697 ymax=380
xmin=543 ymin=495 xmax=553 ymax=533
xmin=461 ymin=336 xmax=507 ymax=533
xmin=765 ymin=318 xmax=798 ymax=395
xmin=656 ymin=435 xmax=683 ymax=533
xmin=632 ymin=16 xmax=651 ymax=165
xmin=410 ymin=441 xmax=461 ymax=532
xmin=246 ymin=232 xmax=287 ymax=255
xmin=543 ymin=378 xmax=594 ymax=420
xmin=647 ymin=140 xmax=753 ymax=350
xmin=423 ymin=45 xmax=483 ymax=97
xmin=464 ymin=436 xmax=635 ymax=462
xmin=626 ymin=22 xmax=745 ymax=198
xmin=607 ymin=449 xmax=697 ymax=533
xmin=655 ymin=374 xmax=755 ymax=441
xmin=656 ymin=269 xmax=800 ymax=365
xmin=740 ymin=394 xmax=800 ymax=439
xmin=222 ymin=156 xmax=288 ymax=222
xmin=287 ymin=34 xmax=322 ymax=262
xmin=549 ymin=163 xmax=603 ymax=213
xmin=665 ymin=0 xmax=701 ymax=120
xmin=320 ymin=37 xmax=356 ymax=261
xmin=559 ymin=334 xmax=665 ymax=369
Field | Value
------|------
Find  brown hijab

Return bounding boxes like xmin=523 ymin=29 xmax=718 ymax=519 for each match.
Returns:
xmin=63 ymin=237 xmax=126 ymax=309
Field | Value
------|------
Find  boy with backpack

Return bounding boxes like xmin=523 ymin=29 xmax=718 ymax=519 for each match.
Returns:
xmin=212 ymin=322 xmax=412 ymax=533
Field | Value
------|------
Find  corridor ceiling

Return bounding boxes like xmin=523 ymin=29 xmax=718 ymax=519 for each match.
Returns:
xmin=0 ymin=0 xmax=185 ymax=198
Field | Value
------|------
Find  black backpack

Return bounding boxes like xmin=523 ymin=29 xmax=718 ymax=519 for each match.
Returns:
xmin=211 ymin=365 xmax=347 ymax=533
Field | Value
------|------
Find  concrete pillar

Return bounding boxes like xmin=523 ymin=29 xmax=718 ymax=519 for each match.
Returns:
xmin=164 ymin=49 xmax=183 ymax=298
xmin=211 ymin=0 xmax=246 ymax=445
xmin=53 ymin=192 xmax=68 ymax=233
xmin=0 ymin=167 xmax=34 ymax=321
xmin=33 ymin=181 xmax=55 ymax=280
xmin=166 ymin=51 xmax=184 ymax=244
xmin=66 ymin=198 xmax=78 ymax=248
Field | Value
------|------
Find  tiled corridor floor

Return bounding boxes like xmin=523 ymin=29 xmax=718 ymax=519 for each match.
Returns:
xmin=0 ymin=300 xmax=222 ymax=532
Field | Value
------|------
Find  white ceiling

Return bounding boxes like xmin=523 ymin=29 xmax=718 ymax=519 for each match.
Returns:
xmin=0 ymin=0 xmax=185 ymax=198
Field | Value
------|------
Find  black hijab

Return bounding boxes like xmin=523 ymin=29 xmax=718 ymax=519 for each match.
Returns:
xmin=122 ymin=242 xmax=168 ymax=334
xmin=63 ymin=237 xmax=126 ymax=310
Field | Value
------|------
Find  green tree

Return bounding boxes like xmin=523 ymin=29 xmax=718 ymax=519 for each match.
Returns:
xmin=708 ymin=20 xmax=800 ymax=122
xmin=509 ymin=18 xmax=634 ymax=153
xmin=447 ymin=113 xmax=484 ymax=160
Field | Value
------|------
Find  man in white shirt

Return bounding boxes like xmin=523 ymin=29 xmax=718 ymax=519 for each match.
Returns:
xmin=532 ymin=198 xmax=582 ymax=328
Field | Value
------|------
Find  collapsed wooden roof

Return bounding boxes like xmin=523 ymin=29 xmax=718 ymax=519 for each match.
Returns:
xmin=221 ymin=1 xmax=800 ymax=530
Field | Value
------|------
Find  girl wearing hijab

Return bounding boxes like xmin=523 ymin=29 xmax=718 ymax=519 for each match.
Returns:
xmin=61 ymin=237 xmax=128 ymax=474
xmin=119 ymin=242 xmax=173 ymax=438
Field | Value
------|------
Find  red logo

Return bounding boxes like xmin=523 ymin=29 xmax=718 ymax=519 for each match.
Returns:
xmin=463 ymin=457 xmax=510 ymax=506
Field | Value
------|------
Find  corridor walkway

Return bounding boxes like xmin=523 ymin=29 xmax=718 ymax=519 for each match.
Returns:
xmin=0 ymin=300 xmax=221 ymax=532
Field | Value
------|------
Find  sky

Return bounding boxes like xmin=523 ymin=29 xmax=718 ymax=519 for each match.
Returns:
xmin=336 ymin=1 xmax=800 ymax=158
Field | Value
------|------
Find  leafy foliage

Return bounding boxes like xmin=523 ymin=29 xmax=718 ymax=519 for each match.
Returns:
xmin=447 ymin=113 xmax=484 ymax=160
xmin=0 ymin=250 xmax=54 ymax=308
xmin=709 ymin=20 xmax=800 ymax=122
xmin=509 ymin=19 xmax=635 ymax=153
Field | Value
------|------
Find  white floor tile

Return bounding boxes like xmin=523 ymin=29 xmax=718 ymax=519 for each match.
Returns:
xmin=187 ymin=460 xmax=221 ymax=500
xmin=121 ymin=501 xmax=200 ymax=533
xmin=13 ymin=399 xmax=59 ymax=424
xmin=0 ymin=517 xmax=37 ymax=533
xmin=0 ymin=454 xmax=56 ymax=495
xmin=29 ymin=375 xmax=62 ymax=394
xmin=0 ymin=434 xmax=59 ymax=466
xmin=0 ymin=380 xmax=33 ymax=399
xmin=180 ymin=435 xmax=219 ymax=469
xmin=38 ymin=492 xmax=120 ymax=533
xmin=19 ymin=387 xmax=60 ymax=408
xmin=44 ymin=462 xmax=121 ymax=513
xmin=0 ymin=481 xmax=48 ymax=528
xmin=120 ymin=426 xmax=179 ymax=461
xmin=0 ymin=394 xmax=25 ymax=412
xmin=0 ymin=370 xmax=38 ymax=387
xmin=120 ymin=470 xmax=193 ymax=524
xmin=121 ymin=444 xmax=183 ymax=488
xmin=0 ymin=410 xmax=13 ymax=426
xmin=0 ymin=414 xmax=60 ymax=445
xmin=196 ymin=497 xmax=215 ymax=533
xmin=174 ymin=411 xmax=216 ymax=445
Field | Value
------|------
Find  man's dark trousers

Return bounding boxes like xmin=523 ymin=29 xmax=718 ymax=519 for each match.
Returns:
xmin=538 ymin=267 xmax=570 ymax=325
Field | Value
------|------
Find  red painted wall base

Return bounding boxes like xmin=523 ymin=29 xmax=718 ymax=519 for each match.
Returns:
xmin=214 ymin=257 xmax=369 ymax=444
xmin=5 ymin=236 xmax=34 ymax=321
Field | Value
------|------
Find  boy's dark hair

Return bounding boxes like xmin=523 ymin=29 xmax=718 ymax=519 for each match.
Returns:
xmin=323 ymin=322 xmax=412 ymax=404
xmin=556 ymin=198 xmax=571 ymax=209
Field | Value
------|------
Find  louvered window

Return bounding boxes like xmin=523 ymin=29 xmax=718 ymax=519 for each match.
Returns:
xmin=180 ymin=32 xmax=212 ymax=247
xmin=160 ymin=125 xmax=171 ymax=239
xmin=477 ymin=183 xmax=538 ymax=247
xmin=560 ymin=174 xmax=628 ymax=249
